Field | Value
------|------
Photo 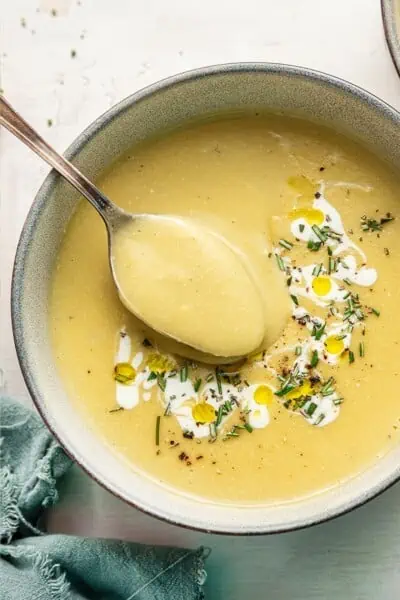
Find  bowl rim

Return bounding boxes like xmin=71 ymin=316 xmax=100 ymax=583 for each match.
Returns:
xmin=382 ymin=0 xmax=400 ymax=76
xmin=11 ymin=61 xmax=400 ymax=535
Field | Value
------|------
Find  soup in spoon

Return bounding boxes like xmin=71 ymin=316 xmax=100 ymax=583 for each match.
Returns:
xmin=112 ymin=215 xmax=266 ymax=358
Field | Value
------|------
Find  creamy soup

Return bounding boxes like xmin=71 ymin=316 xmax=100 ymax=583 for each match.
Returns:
xmin=50 ymin=114 xmax=400 ymax=503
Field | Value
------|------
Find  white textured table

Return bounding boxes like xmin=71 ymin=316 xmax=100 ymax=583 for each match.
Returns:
xmin=2 ymin=1 xmax=400 ymax=598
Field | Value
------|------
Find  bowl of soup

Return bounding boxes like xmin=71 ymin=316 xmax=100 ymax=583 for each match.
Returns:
xmin=382 ymin=0 xmax=400 ymax=75
xmin=12 ymin=63 xmax=400 ymax=534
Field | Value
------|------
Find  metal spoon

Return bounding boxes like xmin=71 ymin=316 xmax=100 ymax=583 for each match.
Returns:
xmin=0 ymin=96 xmax=265 ymax=363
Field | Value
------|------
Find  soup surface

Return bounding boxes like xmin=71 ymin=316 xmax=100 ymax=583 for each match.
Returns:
xmin=50 ymin=114 xmax=400 ymax=503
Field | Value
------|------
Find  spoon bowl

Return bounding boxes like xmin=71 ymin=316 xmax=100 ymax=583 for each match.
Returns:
xmin=0 ymin=95 xmax=265 ymax=361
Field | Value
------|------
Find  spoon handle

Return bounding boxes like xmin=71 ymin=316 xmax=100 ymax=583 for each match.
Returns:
xmin=0 ymin=96 xmax=117 ymax=223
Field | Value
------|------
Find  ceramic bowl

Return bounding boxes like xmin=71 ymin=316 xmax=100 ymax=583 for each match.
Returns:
xmin=382 ymin=0 xmax=400 ymax=75
xmin=12 ymin=63 xmax=400 ymax=534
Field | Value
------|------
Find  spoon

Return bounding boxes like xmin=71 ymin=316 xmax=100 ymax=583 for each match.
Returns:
xmin=0 ymin=96 xmax=265 ymax=361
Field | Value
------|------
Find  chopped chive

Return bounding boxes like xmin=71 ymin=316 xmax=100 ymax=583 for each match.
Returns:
xmin=314 ymin=413 xmax=325 ymax=426
xmin=348 ymin=350 xmax=355 ymax=364
xmin=371 ymin=308 xmax=380 ymax=317
xmin=206 ymin=373 xmax=214 ymax=382
xmin=155 ymin=416 xmax=161 ymax=445
xmin=244 ymin=422 xmax=253 ymax=433
xmin=157 ymin=373 xmax=166 ymax=391
xmin=333 ymin=397 xmax=344 ymax=405
xmin=295 ymin=346 xmax=302 ymax=356
xmin=327 ymin=246 xmax=333 ymax=256
xmin=307 ymin=240 xmax=322 ymax=252
xmin=299 ymin=224 xmax=305 ymax=233
xmin=275 ymin=384 xmax=298 ymax=398
xmin=343 ymin=291 xmax=351 ymax=300
xmin=275 ymin=254 xmax=285 ymax=271
xmin=312 ymin=224 xmax=327 ymax=243
xmin=279 ymin=239 xmax=293 ymax=250
xmin=306 ymin=402 xmax=317 ymax=417
xmin=323 ymin=227 xmax=342 ymax=241
xmin=286 ymin=276 xmax=292 ymax=287
xmin=109 ymin=406 xmax=124 ymax=413
xmin=194 ymin=378 xmax=202 ymax=392
xmin=290 ymin=294 xmax=299 ymax=306
xmin=215 ymin=406 xmax=224 ymax=427
xmin=359 ymin=342 xmax=365 ymax=357
xmin=180 ymin=363 xmax=188 ymax=382
xmin=312 ymin=263 xmax=323 ymax=276
xmin=209 ymin=423 xmax=217 ymax=441
xmin=310 ymin=350 xmax=319 ymax=368
xmin=164 ymin=402 xmax=171 ymax=416
xmin=215 ymin=368 xmax=223 ymax=395
xmin=343 ymin=278 xmax=352 ymax=286
xmin=321 ymin=377 xmax=334 ymax=395
xmin=328 ymin=257 xmax=335 ymax=274
xmin=147 ymin=371 xmax=157 ymax=381
xmin=314 ymin=322 xmax=326 ymax=340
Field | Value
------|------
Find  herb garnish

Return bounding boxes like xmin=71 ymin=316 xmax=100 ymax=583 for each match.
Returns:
xmin=215 ymin=368 xmax=223 ymax=395
xmin=279 ymin=239 xmax=293 ymax=250
xmin=275 ymin=364 xmax=303 ymax=397
xmin=194 ymin=378 xmax=202 ymax=392
xmin=180 ymin=363 xmax=188 ymax=382
xmin=312 ymin=321 xmax=326 ymax=340
xmin=312 ymin=263 xmax=323 ymax=277
xmin=348 ymin=350 xmax=355 ymax=364
xmin=321 ymin=377 xmax=335 ymax=396
xmin=310 ymin=350 xmax=319 ymax=368
xmin=312 ymin=224 xmax=327 ymax=243
xmin=314 ymin=413 xmax=325 ymax=426
xmin=307 ymin=240 xmax=322 ymax=252
xmin=305 ymin=402 xmax=317 ymax=417
xmin=359 ymin=341 xmax=365 ymax=357
xmin=109 ymin=406 xmax=124 ymax=413
xmin=275 ymin=254 xmax=285 ymax=271
xmin=360 ymin=213 xmax=394 ymax=232
xmin=209 ymin=423 xmax=217 ymax=441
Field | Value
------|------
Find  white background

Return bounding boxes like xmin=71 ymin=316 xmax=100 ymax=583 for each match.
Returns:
xmin=2 ymin=1 xmax=400 ymax=598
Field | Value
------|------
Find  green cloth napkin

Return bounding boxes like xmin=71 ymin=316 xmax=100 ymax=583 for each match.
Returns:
xmin=0 ymin=396 xmax=208 ymax=600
